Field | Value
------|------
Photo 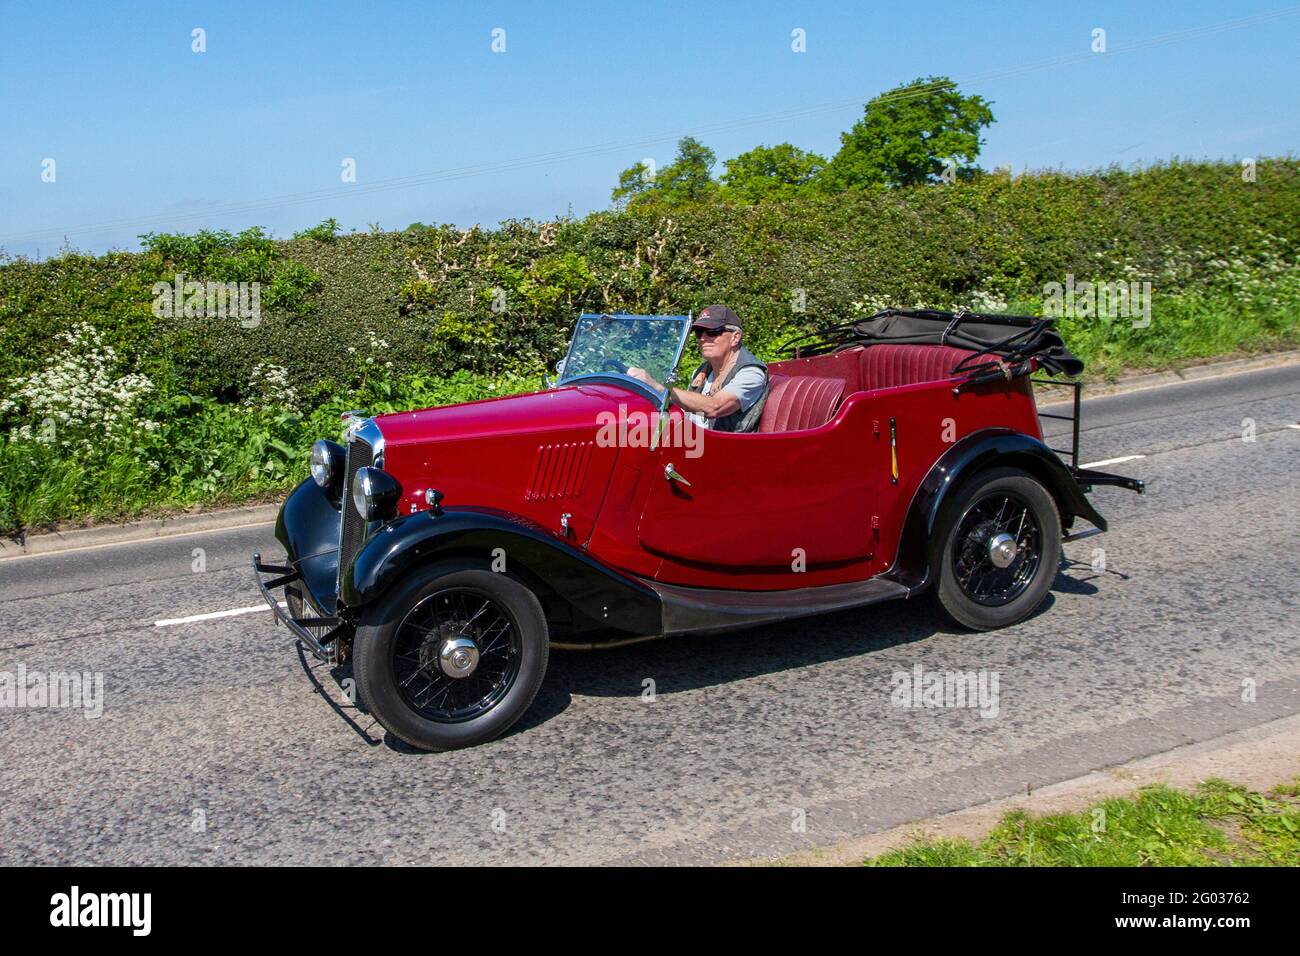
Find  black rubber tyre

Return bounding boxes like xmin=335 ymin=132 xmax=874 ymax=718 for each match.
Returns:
xmin=931 ymin=467 xmax=1061 ymax=631
xmin=352 ymin=559 xmax=549 ymax=751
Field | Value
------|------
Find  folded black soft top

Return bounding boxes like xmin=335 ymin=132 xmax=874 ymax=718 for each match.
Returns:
xmin=778 ymin=308 xmax=1084 ymax=378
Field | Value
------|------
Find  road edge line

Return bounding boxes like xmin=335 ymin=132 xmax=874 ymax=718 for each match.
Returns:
xmin=1036 ymin=348 xmax=1300 ymax=407
xmin=0 ymin=504 xmax=281 ymax=561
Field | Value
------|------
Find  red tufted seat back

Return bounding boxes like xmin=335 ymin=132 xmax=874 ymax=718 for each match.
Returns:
xmin=758 ymin=374 xmax=846 ymax=433
xmin=859 ymin=344 xmax=980 ymax=390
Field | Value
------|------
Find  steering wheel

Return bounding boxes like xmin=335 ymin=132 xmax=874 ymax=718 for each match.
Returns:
xmin=602 ymin=358 xmax=628 ymax=374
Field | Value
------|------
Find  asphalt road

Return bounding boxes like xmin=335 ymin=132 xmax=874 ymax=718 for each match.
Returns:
xmin=1 ymin=364 xmax=1297 ymax=865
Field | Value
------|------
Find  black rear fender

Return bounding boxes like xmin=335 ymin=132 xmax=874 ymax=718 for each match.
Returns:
xmin=885 ymin=429 xmax=1105 ymax=592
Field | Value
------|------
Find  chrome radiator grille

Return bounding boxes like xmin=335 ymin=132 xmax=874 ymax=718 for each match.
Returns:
xmin=337 ymin=434 xmax=374 ymax=587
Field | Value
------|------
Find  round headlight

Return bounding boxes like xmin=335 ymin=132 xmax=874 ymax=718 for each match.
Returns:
xmin=351 ymin=466 xmax=402 ymax=522
xmin=310 ymin=439 xmax=344 ymax=490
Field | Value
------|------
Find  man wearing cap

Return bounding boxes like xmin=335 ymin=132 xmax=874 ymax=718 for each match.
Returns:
xmin=627 ymin=304 xmax=769 ymax=433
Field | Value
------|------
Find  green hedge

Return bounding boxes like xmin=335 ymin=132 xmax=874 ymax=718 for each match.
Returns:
xmin=2 ymin=158 xmax=1297 ymax=405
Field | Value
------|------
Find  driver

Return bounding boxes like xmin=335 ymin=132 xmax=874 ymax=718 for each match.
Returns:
xmin=628 ymin=305 xmax=769 ymax=433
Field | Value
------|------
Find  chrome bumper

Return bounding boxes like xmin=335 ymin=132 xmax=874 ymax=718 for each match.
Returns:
xmin=252 ymin=552 xmax=347 ymax=660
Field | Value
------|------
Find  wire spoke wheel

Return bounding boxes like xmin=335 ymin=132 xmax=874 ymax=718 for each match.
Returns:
xmin=392 ymin=587 xmax=522 ymax=723
xmin=950 ymin=491 xmax=1043 ymax=607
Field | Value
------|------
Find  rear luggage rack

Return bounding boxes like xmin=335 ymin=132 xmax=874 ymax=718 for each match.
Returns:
xmin=1033 ymin=378 xmax=1146 ymax=495
xmin=1035 ymin=377 xmax=1084 ymax=469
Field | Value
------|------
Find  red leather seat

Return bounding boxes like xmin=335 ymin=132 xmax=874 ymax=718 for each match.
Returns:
xmin=860 ymin=344 xmax=979 ymax=390
xmin=758 ymin=375 xmax=846 ymax=433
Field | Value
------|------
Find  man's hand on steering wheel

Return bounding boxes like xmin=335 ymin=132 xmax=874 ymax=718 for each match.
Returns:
xmin=625 ymin=366 xmax=664 ymax=391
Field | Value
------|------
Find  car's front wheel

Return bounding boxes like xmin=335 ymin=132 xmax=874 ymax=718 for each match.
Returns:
xmin=352 ymin=560 xmax=549 ymax=751
xmin=931 ymin=467 xmax=1062 ymax=631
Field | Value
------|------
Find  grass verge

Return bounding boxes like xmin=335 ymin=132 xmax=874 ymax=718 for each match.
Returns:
xmin=866 ymin=778 xmax=1300 ymax=866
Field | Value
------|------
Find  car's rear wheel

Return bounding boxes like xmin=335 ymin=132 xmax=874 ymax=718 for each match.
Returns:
xmin=932 ymin=467 xmax=1061 ymax=631
xmin=352 ymin=560 xmax=548 ymax=751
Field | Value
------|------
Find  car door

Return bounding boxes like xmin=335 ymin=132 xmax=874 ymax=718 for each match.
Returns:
xmin=636 ymin=397 xmax=886 ymax=587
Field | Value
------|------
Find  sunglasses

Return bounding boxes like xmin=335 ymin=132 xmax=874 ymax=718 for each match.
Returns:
xmin=693 ymin=325 xmax=737 ymax=338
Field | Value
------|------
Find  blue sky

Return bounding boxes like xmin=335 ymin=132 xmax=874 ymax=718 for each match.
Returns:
xmin=2 ymin=1 xmax=1297 ymax=257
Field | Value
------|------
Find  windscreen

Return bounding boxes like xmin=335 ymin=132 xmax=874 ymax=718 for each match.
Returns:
xmin=557 ymin=314 xmax=691 ymax=398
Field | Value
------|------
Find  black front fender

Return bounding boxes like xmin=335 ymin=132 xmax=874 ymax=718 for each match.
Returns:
xmin=884 ymin=429 xmax=1106 ymax=592
xmin=341 ymin=508 xmax=663 ymax=640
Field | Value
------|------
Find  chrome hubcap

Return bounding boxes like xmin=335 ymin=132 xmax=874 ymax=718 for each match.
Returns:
xmin=987 ymin=532 xmax=1019 ymax=569
xmin=953 ymin=493 xmax=1043 ymax=607
xmin=438 ymin=637 xmax=480 ymax=678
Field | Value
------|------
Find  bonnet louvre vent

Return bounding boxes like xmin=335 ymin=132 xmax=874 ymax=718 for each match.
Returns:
xmin=525 ymin=442 xmax=594 ymax=501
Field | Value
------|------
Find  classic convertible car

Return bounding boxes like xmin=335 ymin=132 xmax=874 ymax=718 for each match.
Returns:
xmin=254 ymin=309 xmax=1142 ymax=750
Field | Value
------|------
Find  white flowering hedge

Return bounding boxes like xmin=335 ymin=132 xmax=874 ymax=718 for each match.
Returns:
xmin=0 ymin=323 xmax=156 ymax=453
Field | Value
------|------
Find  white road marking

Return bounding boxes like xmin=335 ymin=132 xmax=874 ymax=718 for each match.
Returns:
xmin=1079 ymin=454 xmax=1146 ymax=469
xmin=0 ymin=518 xmax=276 ymax=562
xmin=1034 ymin=350 xmax=1300 ymax=407
xmin=155 ymin=603 xmax=285 ymax=627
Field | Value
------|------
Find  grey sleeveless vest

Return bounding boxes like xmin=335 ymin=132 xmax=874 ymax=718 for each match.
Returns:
xmin=687 ymin=346 xmax=769 ymax=433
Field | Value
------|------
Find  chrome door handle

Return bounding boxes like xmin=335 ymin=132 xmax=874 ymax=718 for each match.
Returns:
xmin=664 ymin=463 xmax=691 ymax=486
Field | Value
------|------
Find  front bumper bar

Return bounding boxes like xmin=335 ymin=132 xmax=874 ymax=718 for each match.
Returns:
xmin=253 ymin=552 xmax=348 ymax=660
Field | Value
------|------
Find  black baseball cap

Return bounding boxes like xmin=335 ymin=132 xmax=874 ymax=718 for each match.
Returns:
xmin=692 ymin=304 xmax=742 ymax=330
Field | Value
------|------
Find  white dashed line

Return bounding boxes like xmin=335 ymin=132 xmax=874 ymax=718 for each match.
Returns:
xmin=154 ymin=603 xmax=284 ymax=627
xmin=1079 ymin=454 xmax=1146 ymax=469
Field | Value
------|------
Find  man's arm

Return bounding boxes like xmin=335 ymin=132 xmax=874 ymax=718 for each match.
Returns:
xmin=669 ymin=384 xmax=741 ymax=419
xmin=687 ymin=365 xmax=766 ymax=420
xmin=626 ymin=367 xmax=742 ymax=420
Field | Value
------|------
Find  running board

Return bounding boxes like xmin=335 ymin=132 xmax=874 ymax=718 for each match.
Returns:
xmin=648 ymin=577 xmax=909 ymax=636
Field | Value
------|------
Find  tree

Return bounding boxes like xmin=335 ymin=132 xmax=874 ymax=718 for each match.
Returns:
xmin=611 ymin=137 xmax=718 ymax=208
xmin=610 ymin=161 xmax=656 ymax=209
xmin=819 ymin=76 xmax=994 ymax=190
xmin=719 ymin=143 xmax=827 ymax=203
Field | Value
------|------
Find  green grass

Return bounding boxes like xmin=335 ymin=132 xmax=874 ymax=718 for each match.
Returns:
xmin=866 ymin=778 xmax=1300 ymax=867
xmin=1008 ymin=266 xmax=1300 ymax=381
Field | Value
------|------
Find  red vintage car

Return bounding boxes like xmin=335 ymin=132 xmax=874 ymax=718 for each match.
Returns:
xmin=254 ymin=310 xmax=1142 ymax=750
